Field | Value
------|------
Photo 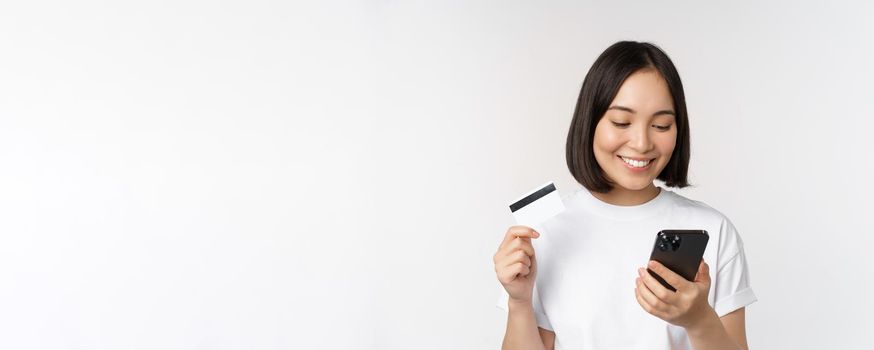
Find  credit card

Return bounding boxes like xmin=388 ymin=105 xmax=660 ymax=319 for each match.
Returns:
xmin=508 ymin=181 xmax=565 ymax=229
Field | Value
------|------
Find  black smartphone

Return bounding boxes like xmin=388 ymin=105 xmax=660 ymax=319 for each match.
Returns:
xmin=647 ymin=230 xmax=709 ymax=292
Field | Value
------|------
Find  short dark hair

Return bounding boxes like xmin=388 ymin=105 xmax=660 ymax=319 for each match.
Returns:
xmin=565 ymin=41 xmax=691 ymax=193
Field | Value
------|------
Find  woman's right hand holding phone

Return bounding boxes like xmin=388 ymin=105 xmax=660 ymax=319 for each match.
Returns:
xmin=493 ymin=225 xmax=540 ymax=304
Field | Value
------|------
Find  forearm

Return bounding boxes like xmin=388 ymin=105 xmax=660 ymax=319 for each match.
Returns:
xmin=686 ymin=308 xmax=745 ymax=350
xmin=502 ymin=300 xmax=546 ymax=350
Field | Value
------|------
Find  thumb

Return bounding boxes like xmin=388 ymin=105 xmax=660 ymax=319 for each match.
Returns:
xmin=695 ymin=260 xmax=711 ymax=284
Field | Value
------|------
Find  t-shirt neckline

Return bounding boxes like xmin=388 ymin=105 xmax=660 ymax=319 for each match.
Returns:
xmin=576 ymin=186 xmax=672 ymax=221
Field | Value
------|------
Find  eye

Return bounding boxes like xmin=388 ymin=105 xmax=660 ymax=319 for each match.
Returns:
xmin=611 ymin=121 xmax=630 ymax=128
xmin=653 ymin=124 xmax=672 ymax=131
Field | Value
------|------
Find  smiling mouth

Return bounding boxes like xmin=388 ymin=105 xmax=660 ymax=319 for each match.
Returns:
xmin=618 ymin=155 xmax=655 ymax=169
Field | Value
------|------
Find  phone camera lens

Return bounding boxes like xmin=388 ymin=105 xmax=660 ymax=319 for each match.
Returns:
xmin=670 ymin=235 xmax=681 ymax=251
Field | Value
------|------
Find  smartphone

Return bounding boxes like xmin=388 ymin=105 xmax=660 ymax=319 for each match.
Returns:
xmin=647 ymin=230 xmax=709 ymax=292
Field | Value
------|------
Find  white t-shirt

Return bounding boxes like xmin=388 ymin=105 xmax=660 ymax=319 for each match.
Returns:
xmin=496 ymin=187 xmax=757 ymax=349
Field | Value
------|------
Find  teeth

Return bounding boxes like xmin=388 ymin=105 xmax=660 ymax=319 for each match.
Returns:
xmin=621 ymin=156 xmax=651 ymax=168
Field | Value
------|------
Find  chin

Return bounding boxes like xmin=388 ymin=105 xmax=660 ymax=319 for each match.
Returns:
xmin=612 ymin=178 xmax=654 ymax=192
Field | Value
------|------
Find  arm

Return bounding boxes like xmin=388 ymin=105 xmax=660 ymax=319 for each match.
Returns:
xmin=635 ymin=261 xmax=749 ymax=350
xmin=685 ymin=307 xmax=748 ymax=350
xmin=495 ymin=226 xmax=554 ymax=350
xmin=501 ymin=300 xmax=553 ymax=350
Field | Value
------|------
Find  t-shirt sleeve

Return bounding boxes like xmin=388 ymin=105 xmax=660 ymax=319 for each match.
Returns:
xmin=712 ymin=218 xmax=758 ymax=317
xmin=496 ymin=283 xmax=554 ymax=331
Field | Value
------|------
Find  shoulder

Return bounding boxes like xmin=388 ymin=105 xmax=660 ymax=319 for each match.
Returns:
xmin=662 ymin=190 xmax=746 ymax=244
xmin=662 ymin=189 xmax=732 ymax=224
xmin=663 ymin=190 xmax=749 ymax=265
xmin=560 ymin=188 xmax=586 ymax=204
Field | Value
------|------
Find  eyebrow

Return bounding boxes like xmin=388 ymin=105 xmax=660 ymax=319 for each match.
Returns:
xmin=607 ymin=105 xmax=676 ymax=117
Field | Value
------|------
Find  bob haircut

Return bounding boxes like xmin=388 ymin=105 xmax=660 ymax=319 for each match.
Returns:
xmin=566 ymin=41 xmax=691 ymax=193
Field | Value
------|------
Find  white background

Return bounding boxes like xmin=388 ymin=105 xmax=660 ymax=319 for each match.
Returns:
xmin=1 ymin=1 xmax=872 ymax=349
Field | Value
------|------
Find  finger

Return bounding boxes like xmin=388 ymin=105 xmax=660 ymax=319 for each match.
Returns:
xmin=634 ymin=285 xmax=652 ymax=314
xmin=497 ymin=261 xmax=530 ymax=283
xmin=497 ymin=264 xmax=520 ymax=283
xmin=499 ymin=226 xmax=540 ymax=250
xmin=647 ymin=260 xmax=690 ymax=291
xmin=636 ymin=276 xmax=670 ymax=315
xmin=520 ymin=252 xmax=532 ymax=267
xmin=510 ymin=262 xmax=530 ymax=278
xmin=495 ymin=227 xmax=537 ymax=262
xmin=694 ymin=260 xmax=711 ymax=284
xmin=638 ymin=267 xmax=676 ymax=303
xmin=506 ymin=237 xmax=536 ymax=257
xmin=501 ymin=250 xmax=531 ymax=268
xmin=502 ymin=250 xmax=531 ymax=266
xmin=638 ymin=269 xmax=674 ymax=307
xmin=494 ymin=239 xmax=534 ymax=266
xmin=635 ymin=279 xmax=666 ymax=318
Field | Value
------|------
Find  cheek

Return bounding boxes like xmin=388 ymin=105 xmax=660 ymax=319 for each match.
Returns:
xmin=594 ymin=128 xmax=623 ymax=154
xmin=655 ymin=132 xmax=677 ymax=158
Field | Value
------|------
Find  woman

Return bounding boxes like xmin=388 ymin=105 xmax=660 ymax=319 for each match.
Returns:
xmin=494 ymin=41 xmax=757 ymax=350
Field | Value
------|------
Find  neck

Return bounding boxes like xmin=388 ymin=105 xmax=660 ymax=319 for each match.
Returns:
xmin=591 ymin=183 xmax=660 ymax=206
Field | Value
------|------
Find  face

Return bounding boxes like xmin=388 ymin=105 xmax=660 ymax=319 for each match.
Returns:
xmin=593 ymin=69 xmax=677 ymax=192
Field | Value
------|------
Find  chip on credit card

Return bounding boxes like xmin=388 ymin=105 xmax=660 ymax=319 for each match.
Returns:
xmin=508 ymin=181 xmax=565 ymax=229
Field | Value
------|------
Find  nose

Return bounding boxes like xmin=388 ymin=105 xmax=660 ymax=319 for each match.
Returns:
xmin=628 ymin=124 xmax=654 ymax=153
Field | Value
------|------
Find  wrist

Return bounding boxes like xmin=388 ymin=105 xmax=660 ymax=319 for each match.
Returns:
xmin=683 ymin=306 xmax=722 ymax=338
xmin=507 ymin=298 xmax=534 ymax=311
